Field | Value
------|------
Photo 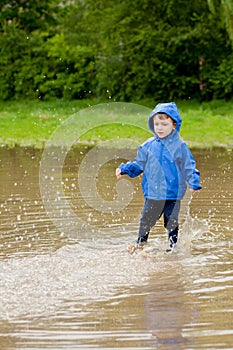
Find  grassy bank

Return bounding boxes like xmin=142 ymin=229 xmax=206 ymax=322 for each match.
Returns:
xmin=0 ymin=98 xmax=233 ymax=148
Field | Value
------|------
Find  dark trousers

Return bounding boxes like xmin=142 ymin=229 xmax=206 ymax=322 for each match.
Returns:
xmin=138 ymin=199 xmax=181 ymax=247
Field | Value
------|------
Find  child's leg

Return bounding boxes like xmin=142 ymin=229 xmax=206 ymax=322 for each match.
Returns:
xmin=163 ymin=200 xmax=181 ymax=248
xmin=137 ymin=199 xmax=165 ymax=244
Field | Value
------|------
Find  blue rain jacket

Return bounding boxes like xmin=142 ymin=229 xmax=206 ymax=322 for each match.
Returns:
xmin=119 ymin=102 xmax=202 ymax=200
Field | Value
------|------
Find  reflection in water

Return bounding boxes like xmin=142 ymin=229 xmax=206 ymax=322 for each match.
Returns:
xmin=0 ymin=146 xmax=232 ymax=349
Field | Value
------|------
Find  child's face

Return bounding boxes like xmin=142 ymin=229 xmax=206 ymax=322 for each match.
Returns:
xmin=153 ymin=114 xmax=175 ymax=139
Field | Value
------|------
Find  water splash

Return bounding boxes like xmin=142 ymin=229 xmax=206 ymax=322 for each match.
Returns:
xmin=179 ymin=192 xmax=210 ymax=251
xmin=0 ymin=242 xmax=170 ymax=320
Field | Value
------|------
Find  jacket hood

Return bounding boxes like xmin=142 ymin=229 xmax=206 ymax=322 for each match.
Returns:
xmin=148 ymin=102 xmax=182 ymax=133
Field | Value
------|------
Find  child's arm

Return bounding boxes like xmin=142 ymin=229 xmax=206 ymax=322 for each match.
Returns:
xmin=116 ymin=161 xmax=143 ymax=179
xmin=116 ymin=144 xmax=147 ymax=179
xmin=181 ymin=143 xmax=202 ymax=191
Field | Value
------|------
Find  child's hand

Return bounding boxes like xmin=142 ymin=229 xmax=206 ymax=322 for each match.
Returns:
xmin=116 ymin=168 xmax=122 ymax=179
xmin=189 ymin=189 xmax=196 ymax=193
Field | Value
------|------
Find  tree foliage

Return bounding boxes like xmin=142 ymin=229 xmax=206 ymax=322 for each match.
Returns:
xmin=207 ymin=0 xmax=233 ymax=46
xmin=0 ymin=0 xmax=233 ymax=101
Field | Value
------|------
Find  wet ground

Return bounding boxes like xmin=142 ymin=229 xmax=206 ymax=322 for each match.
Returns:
xmin=0 ymin=146 xmax=232 ymax=349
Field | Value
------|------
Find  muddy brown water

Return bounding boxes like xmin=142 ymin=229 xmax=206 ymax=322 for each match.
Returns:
xmin=0 ymin=146 xmax=232 ymax=349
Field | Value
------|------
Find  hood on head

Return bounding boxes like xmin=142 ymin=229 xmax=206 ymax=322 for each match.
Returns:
xmin=148 ymin=102 xmax=182 ymax=134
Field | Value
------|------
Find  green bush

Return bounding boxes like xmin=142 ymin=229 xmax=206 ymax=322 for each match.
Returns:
xmin=208 ymin=54 xmax=233 ymax=100
xmin=37 ymin=34 xmax=96 ymax=100
xmin=0 ymin=0 xmax=233 ymax=102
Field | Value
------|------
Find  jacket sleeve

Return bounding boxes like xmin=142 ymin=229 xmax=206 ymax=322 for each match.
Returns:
xmin=180 ymin=143 xmax=202 ymax=190
xmin=119 ymin=144 xmax=147 ymax=178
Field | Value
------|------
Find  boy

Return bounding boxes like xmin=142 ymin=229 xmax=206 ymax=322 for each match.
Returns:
xmin=116 ymin=102 xmax=202 ymax=252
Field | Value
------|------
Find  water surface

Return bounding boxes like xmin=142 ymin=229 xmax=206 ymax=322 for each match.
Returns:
xmin=0 ymin=146 xmax=232 ymax=349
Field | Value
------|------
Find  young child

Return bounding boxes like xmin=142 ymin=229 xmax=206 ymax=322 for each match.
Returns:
xmin=116 ymin=102 xmax=202 ymax=251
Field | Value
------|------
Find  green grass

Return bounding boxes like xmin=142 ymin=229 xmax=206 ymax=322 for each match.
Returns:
xmin=0 ymin=98 xmax=233 ymax=148
xmin=178 ymin=100 xmax=233 ymax=147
